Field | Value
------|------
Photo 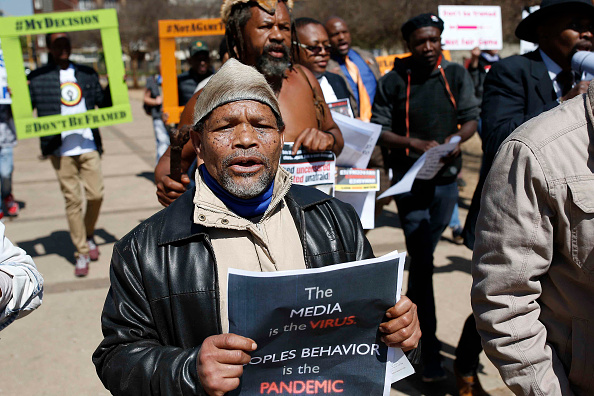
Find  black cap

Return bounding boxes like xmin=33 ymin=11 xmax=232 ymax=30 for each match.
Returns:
xmin=401 ymin=13 xmax=444 ymax=42
xmin=516 ymin=0 xmax=594 ymax=43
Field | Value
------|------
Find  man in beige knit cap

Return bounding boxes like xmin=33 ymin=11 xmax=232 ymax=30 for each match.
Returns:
xmin=94 ymin=59 xmax=420 ymax=396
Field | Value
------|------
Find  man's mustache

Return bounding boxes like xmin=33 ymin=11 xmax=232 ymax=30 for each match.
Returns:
xmin=222 ymin=149 xmax=271 ymax=168
xmin=263 ymin=43 xmax=290 ymax=58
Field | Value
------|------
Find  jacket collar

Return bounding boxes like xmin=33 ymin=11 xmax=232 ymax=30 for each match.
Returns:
xmin=157 ymin=181 xmax=333 ymax=246
xmin=158 ymin=188 xmax=207 ymax=246
xmin=528 ymin=50 xmax=556 ymax=103
xmin=284 ymin=183 xmax=332 ymax=209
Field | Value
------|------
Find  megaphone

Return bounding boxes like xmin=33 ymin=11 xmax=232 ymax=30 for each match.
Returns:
xmin=571 ymin=51 xmax=594 ymax=76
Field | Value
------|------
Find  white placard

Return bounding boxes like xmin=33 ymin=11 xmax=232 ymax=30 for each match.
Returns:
xmin=335 ymin=190 xmax=376 ymax=229
xmin=438 ymin=5 xmax=502 ymax=51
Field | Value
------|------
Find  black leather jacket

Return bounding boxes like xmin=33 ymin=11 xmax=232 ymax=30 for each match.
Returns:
xmin=93 ymin=184 xmax=373 ymax=395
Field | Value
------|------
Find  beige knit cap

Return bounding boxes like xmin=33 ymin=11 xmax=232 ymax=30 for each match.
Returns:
xmin=193 ymin=58 xmax=281 ymax=125
xmin=221 ymin=0 xmax=294 ymax=24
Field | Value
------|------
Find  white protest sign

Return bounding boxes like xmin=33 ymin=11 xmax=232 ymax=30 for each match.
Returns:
xmin=438 ymin=5 xmax=502 ymax=50
xmin=280 ymin=143 xmax=335 ymax=188
xmin=335 ymin=168 xmax=380 ymax=230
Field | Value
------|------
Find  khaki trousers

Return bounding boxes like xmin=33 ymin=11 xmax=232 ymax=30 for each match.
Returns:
xmin=50 ymin=151 xmax=103 ymax=256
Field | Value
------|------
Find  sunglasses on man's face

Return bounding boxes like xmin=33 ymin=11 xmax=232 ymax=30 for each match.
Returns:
xmin=293 ymin=42 xmax=332 ymax=56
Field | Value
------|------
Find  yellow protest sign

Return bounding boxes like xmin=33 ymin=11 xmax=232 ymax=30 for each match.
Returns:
xmin=158 ymin=18 xmax=225 ymax=125
xmin=0 ymin=9 xmax=132 ymax=139
xmin=375 ymin=50 xmax=452 ymax=76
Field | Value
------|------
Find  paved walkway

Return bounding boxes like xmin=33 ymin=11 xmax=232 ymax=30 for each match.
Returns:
xmin=0 ymin=90 xmax=511 ymax=396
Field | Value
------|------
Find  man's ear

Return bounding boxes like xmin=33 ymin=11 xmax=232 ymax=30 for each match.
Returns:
xmin=190 ymin=127 xmax=203 ymax=161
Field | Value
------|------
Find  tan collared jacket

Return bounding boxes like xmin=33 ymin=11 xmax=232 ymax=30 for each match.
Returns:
xmin=472 ymin=84 xmax=594 ymax=395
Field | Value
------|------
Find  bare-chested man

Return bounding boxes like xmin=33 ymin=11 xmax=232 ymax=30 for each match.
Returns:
xmin=155 ymin=0 xmax=343 ymax=206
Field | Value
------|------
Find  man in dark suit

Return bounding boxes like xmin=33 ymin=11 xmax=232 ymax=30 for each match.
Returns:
xmin=464 ymin=0 xmax=593 ymax=249
xmin=294 ymin=17 xmax=351 ymax=111
xmin=457 ymin=1 xmax=594 ymax=394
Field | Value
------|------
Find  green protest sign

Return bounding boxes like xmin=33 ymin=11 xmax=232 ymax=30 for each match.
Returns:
xmin=0 ymin=9 xmax=132 ymax=139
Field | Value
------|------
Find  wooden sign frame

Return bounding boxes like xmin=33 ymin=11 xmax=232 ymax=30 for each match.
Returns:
xmin=158 ymin=18 xmax=225 ymax=125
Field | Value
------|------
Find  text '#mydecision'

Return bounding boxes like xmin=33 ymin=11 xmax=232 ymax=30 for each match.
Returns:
xmin=16 ymin=15 xmax=100 ymax=32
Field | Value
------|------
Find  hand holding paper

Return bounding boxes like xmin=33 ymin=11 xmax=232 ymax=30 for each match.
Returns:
xmin=292 ymin=128 xmax=336 ymax=155
xmin=379 ymin=296 xmax=421 ymax=352
xmin=378 ymin=136 xmax=462 ymax=199
xmin=409 ymin=138 xmax=439 ymax=154
xmin=197 ymin=333 xmax=258 ymax=396
xmin=441 ymin=134 xmax=463 ymax=163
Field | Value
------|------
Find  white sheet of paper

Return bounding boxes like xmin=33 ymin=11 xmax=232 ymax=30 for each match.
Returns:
xmin=416 ymin=135 xmax=461 ymax=180
xmin=334 ymin=143 xmax=361 ymax=169
xmin=386 ymin=347 xmax=417 ymax=389
xmin=377 ymin=153 xmax=426 ymax=199
xmin=335 ymin=190 xmax=376 ymax=229
xmin=383 ymin=251 xmax=415 ymax=393
xmin=333 ymin=112 xmax=382 ymax=168
xmin=377 ymin=136 xmax=461 ymax=199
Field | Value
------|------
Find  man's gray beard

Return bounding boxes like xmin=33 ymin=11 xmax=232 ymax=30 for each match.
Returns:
xmin=220 ymin=151 xmax=275 ymax=199
xmin=257 ymin=55 xmax=289 ymax=78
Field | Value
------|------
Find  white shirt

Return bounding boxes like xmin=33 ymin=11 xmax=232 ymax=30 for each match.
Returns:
xmin=59 ymin=64 xmax=96 ymax=157
xmin=538 ymin=49 xmax=592 ymax=99
xmin=317 ymin=75 xmax=338 ymax=103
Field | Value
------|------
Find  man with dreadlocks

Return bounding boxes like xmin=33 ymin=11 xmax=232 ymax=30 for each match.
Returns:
xmin=155 ymin=0 xmax=343 ymax=207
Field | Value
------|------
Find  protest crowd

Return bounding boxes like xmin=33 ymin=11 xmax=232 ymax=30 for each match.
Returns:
xmin=1 ymin=0 xmax=593 ymax=395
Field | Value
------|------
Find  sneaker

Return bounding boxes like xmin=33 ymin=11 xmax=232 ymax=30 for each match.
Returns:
xmin=452 ymin=226 xmax=464 ymax=245
xmin=87 ymin=238 xmax=99 ymax=261
xmin=422 ymin=360 xmax=447 ymax=383
xmin=454 ymin=366 xmax=489 ymax=396
xmin=4 ymin=194 xmax=19 ymax=216
xmin=75 ymin=254 xmax=90 ymax=277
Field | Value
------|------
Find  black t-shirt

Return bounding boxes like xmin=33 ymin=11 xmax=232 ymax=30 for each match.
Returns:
xmin=371 ymin=58 xmax=480 ymax=184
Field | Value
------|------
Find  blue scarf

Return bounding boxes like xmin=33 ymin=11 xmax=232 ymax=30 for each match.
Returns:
xmin=200 ymin=165 xmax=274 ymax=218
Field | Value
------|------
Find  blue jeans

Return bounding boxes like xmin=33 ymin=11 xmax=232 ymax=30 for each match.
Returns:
xmin=0 ymin=146 xmax=14 ymax=201
xmin=449 ymin=202 xmax=461 ymax=229
xmin=153 ymin=118 xmax=170 ymax=165
xmin=394 ymin=180 xmax=458 ymax=364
